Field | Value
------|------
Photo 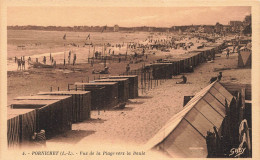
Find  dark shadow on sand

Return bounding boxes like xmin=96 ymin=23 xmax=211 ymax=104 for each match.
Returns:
xmin=47 ymin=130 xmax=96 ymax=144
xmin=126 ymin=100 xmax=145 ymax=105
xmin=135 ymin=95 xmax=153 ymax=99
xmin=80 ymin=118 xmax=107 ymax=124
xmin=112 ymin=106 xmax=134 ymax=111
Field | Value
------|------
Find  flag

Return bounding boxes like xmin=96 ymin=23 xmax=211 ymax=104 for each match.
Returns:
xmin=86 ymin=34 xmax=90 ymax=40
xmin=63 ymin=34 xmax=66 ymax=40
xmin=101 ymin=25 xmax=107 ymax=33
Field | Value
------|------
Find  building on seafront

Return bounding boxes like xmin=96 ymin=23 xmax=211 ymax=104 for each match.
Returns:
xmin=7 ymin=14 xmax=251 ymax=35
xmin=114 ymin=25 xmax=119 ymax=32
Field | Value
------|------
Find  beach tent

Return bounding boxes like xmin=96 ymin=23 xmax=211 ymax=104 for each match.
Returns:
xmin=7 ymin=108 xmax=37 ymax=148
xmin=93 ymin=79 xmax=129 ymax=103
xmin=108 ymin=75 xmax=139 ymax=99
xmin=144 ymin=82 xmax=233 ymax=158
xmin=238 ymin=47 xmax=251 ymax=68
xmin=37 ymin=91 xmax=91 ymax=122
xmin=74 ymin=82 xmax=117 ymax=110
xmin=11 ymin=95 xmax=73 ymax=138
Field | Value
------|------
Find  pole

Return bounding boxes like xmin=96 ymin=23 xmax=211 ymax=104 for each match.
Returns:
xmin=144 ymin=68 xmax=146 ymax=92
xmin=93 ymin=45 xmax=95 ymax=64
xmin=63 ymin=51 xmax=66 ymax=68
xmin=141 ymin=68 xmax=143 ymax=95
xmin=49 ymin=47 xmax=51 ymax=60
xmin=148 ymin=71 xmax=150 ymax=90
xmin=88 ymin=43 xmax=90 ymax=63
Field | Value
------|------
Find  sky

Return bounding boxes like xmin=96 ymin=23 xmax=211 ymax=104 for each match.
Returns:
xmin=7 ymin=6 xmax=251 ymax=27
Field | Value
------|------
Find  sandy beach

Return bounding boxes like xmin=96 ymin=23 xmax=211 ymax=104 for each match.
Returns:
xmin=7 ymin=30 xmax=206 ymax=104
xmin=7 ymin=48 xmax=250 ymax=148
xmin=3 ymin=4 xmax=256 ymax=160
xmin=7 ymin=29 xmax=252 ymax=149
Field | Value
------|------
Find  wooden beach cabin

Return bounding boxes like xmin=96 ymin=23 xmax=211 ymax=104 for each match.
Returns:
xmin=93 ymin=78 xmax=129 ymax=103
xmin=7 ymin=108 xmax=37 ymax=148
xmin=11 ymin=95 xmax=73 ymax=138
xmin=150 ymin=63 xmax=173 ymax=79
xmin=38 ymin=91 xmax=91 ymax=122
xmin=157 ymin=59 xmax=181 ymax=76
xmin=108 ymin=75 xmax=139 ymax=99
xmin=192 ymin=47 xmax=216 ymax=62
xmin=74 ymin=82 xmax=118 ymax=110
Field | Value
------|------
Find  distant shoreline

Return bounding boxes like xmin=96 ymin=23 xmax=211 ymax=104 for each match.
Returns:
xmin=7 ymin=26 xmax=174 ymax=33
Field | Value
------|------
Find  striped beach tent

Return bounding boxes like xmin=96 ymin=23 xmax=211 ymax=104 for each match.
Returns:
xmin=144 ymin=82 xmax=233 ymax=158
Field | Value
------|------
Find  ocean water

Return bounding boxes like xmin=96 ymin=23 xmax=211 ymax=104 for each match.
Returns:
xmin=7 ymin=30 xmax=205 ymax=71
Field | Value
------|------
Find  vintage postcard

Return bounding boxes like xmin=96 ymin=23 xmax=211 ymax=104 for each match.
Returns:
xmin=0 ymin=0 xmax=259 ymax=159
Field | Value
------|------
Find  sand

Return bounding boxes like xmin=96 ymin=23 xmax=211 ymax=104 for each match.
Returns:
xmin=7 ymin=53 xmax=165 ymax=106
xmin=7 ymin=30 xmax=251 ymax=149
xmin=41 ymin=52 xmax=251 ymax=148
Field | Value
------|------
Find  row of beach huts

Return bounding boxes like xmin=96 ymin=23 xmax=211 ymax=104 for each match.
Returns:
xmin=8 ymin=41 xmax=229 ymax=149
xmin=7 ymin=75 xmax=138 ymax=148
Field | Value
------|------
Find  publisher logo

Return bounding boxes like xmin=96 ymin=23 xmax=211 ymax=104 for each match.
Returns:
xmin=229 ymin=147 xmax=246 ymax=157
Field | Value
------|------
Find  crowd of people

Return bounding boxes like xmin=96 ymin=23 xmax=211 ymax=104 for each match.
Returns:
xmin=15 ymin=56 xmax=26 ymax=70
xmin=13 ymin=32 xmax=247 ymax=73
xmin=13 ymin=50 xmax=80 ymax=70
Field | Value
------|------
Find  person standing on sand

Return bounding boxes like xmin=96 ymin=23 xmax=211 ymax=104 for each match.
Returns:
xmin=68 ymin=54 xmax=71 ymax=64
xmin=91 ymin=59 xmax=94 ymax=67
xmin=43 ymin=56 xmax=46 ymax=64
xmin=126 ymin=64 xmax=130 ymax=73
xmin=104 ymin=57 xmax=107 ymax=67
xmin=21 ymin=59 xmax=25 ymax=70
xmin=28 ymin=57 xmax=31 ymax=65
xmin=53 ymin=61 xmax=56 ymax=68
xmin=233 ymin=44 xmax=236 ymax=53
xmin=226 ymin=48 xmax=230 ymax=59
xmin=73 ymin=54 xmax=76 ymax=65
xmin=17 ymin=59 xmax=21 ymax=70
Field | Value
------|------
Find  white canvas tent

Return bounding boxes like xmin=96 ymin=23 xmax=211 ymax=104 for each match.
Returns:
xmin=238 ymin=47 xmax=251 ymax=68
xmin=144 ymin=82 xmax=233 ymax=158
